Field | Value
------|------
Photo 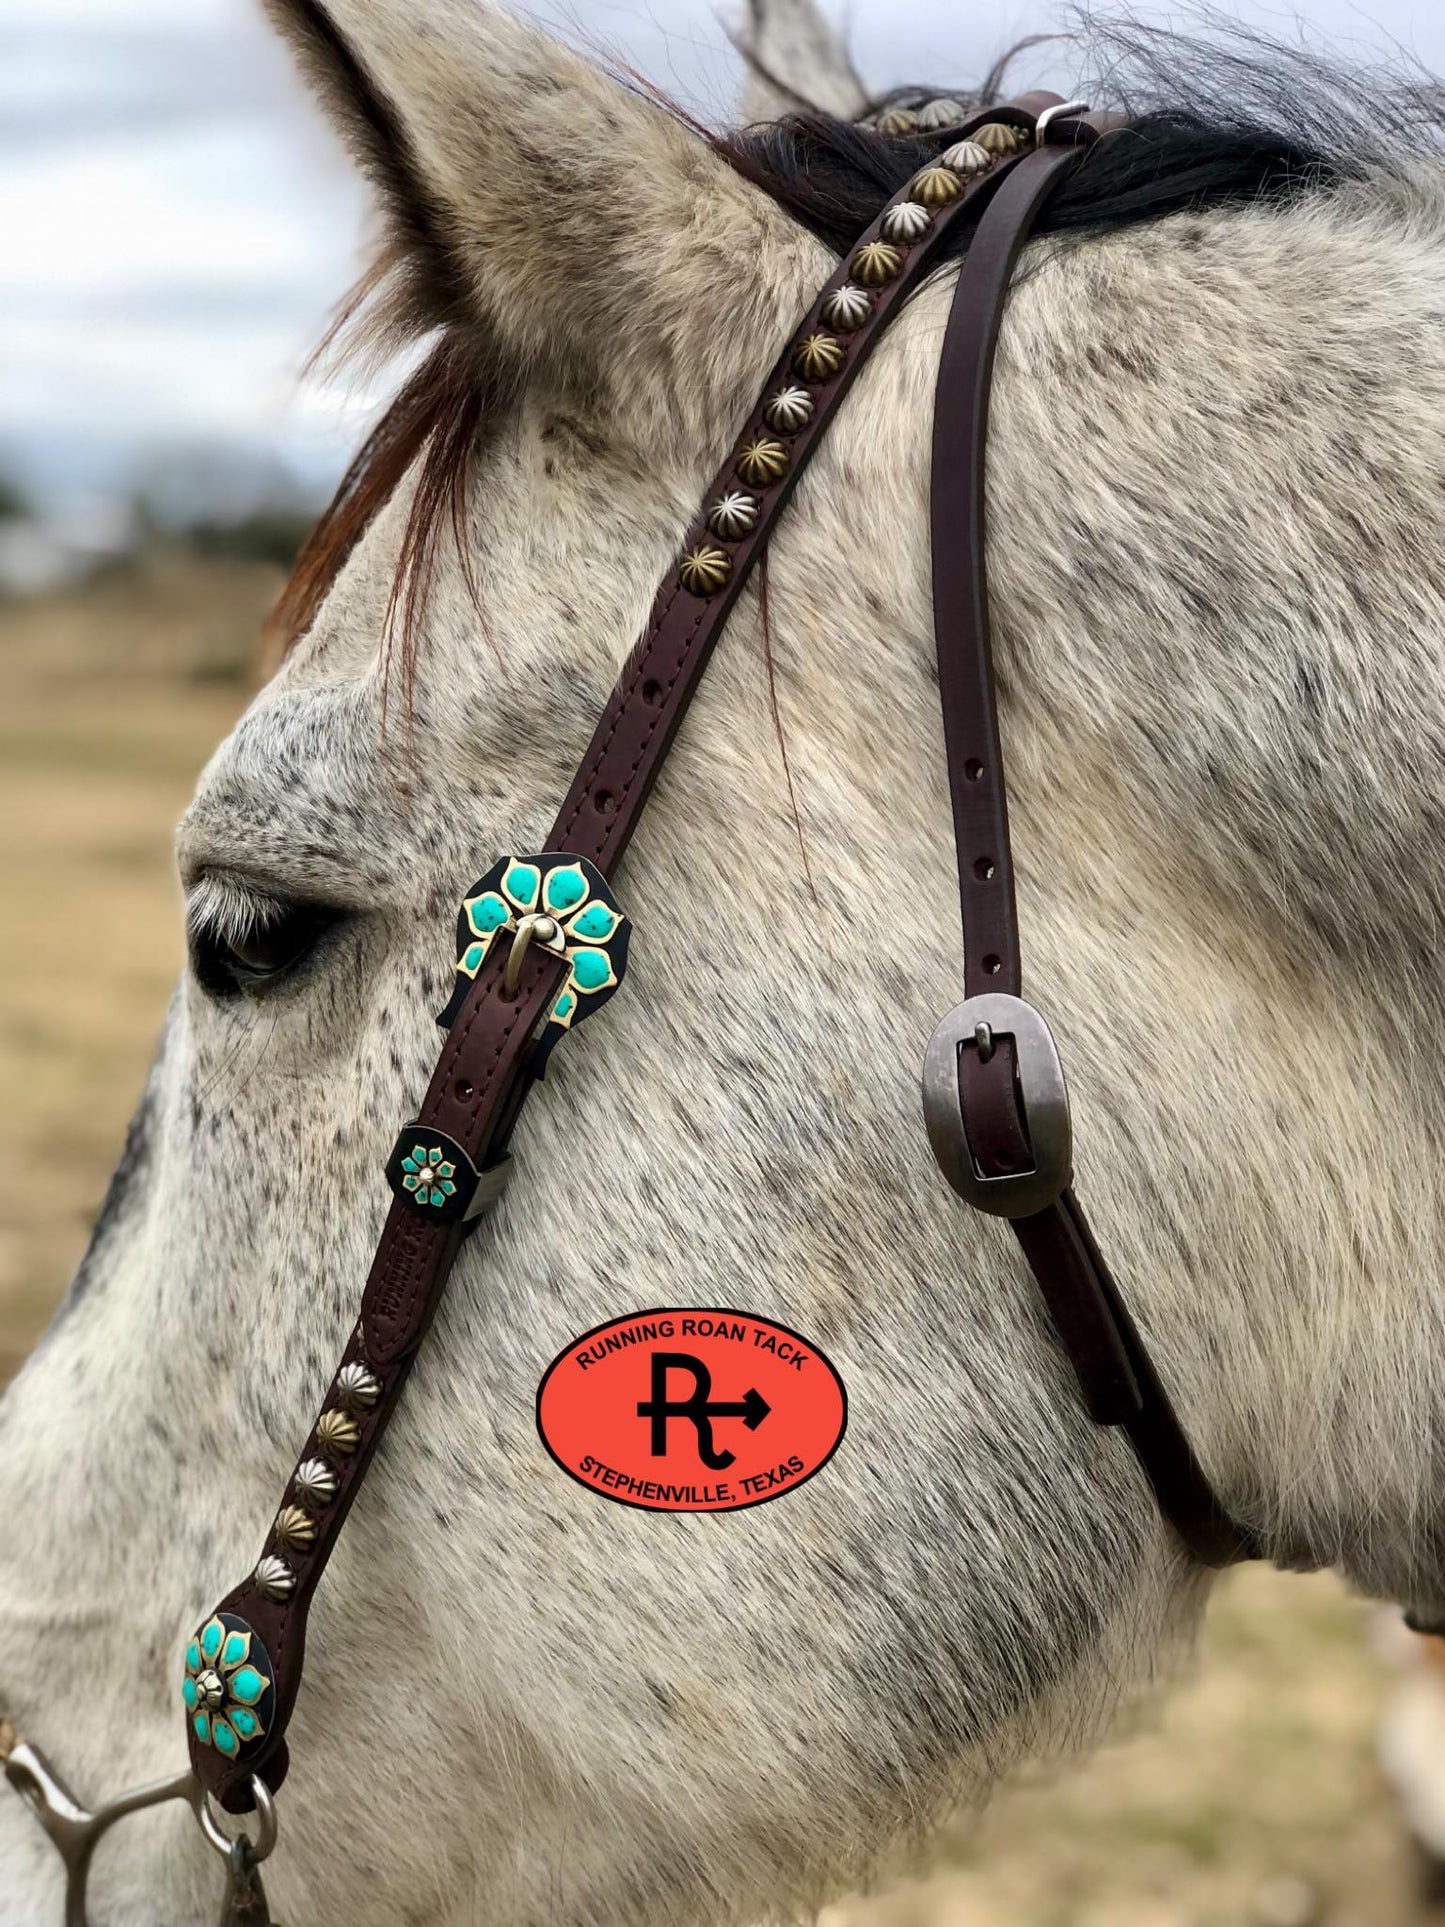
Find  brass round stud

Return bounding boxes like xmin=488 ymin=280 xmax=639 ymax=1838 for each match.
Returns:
xmin=293 ymin=1458 xmax=339 ymax=1510
xmin=916 ymin=96 xmax=967 ymax=131
xmin=821 ymin=284 xmax=871 ymax=332
xmin=874 ymin=107 xmax=918 ymax=137
xmin=708 ymin=491 xmax=759 ymax=539
xmin=939 ymin=139 xmax=991 ymax=178
xmin=974 ymin=120 xmax=1024 ymax=155
xmin=679 ymin=543 xmax=733 ymax=596
xmin=912 ymin=166 xmax=964 ymax=208
xmin=335 ymin=1362 xmax=380 ymax=1412
xmin=881 ymin=201 xmax=932 ymax=244
xmin=274 ymin=1504 xmax=318 ymax=1552
xmin=793 ymin=333 xmax=846 ymax=382
xmin=317 ymin=1408 xmax=362 ymax=1457
xmin=736 ymin=438 xmax=790 ymax=488
xmin=254 ymin=1554 xmax=295 ymax=1602
xmin=763 ymin=385 xmax=814 ymax=434
xmin=852 ymin=241 xmax=904 ymax=288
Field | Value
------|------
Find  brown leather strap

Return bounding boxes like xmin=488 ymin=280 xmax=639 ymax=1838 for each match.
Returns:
xmin=544 ymin=108 xmax=1056 ymax=879
xmin=193 ymin=102 xmax=1069 ymax=1812
xmin=929 ymin=135 xmax=1255 ymax=1568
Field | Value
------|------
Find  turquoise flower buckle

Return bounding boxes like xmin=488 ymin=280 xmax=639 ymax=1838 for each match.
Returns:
xmin=438 ymin=851 xmax=630 ymax=1056
xmin=183 ymin=1613 xmax=274 ymax=1762
xmin=387 ymin=856 xmax=629 ymax=1224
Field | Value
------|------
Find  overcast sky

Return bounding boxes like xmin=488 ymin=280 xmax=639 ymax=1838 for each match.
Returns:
xmin=4 ymin=0 xmax=1444 ymax=519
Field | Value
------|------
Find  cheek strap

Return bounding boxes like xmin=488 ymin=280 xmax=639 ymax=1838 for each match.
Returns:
xmin=924 ymin=138 xmax=1256 ymax=1569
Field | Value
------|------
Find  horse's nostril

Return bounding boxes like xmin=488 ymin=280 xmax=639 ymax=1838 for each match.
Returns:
xmin=1404 ymin=1609 xmax=1445 ymax=1637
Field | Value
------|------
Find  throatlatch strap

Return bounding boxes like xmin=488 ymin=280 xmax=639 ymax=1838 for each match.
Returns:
xmin=191 ymin=97 xmax=1070 ymax=1813
xmin=928 ymin=138 xmax=1255 ymax=1568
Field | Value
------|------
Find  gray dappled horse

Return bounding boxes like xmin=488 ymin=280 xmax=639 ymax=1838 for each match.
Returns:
xmin=7 ymin=1 xmax=1445 ymax=1921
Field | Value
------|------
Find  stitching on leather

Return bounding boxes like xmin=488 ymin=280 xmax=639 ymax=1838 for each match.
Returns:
xmin=553 ymin=576 xmax=689 ymax=849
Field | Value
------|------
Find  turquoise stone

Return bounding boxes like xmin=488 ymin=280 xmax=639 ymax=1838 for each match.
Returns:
xmin=571 ymin=949 xmax=611 ymax=992
xmin=213 ymin=1720 xmax=239 ymax=1758
xmin=230 ymin=1707 xmax=259 ymax=1740
xmin=185 ymin=1640 xmax=200 ymax=1673
xmin=467 ymin=893 xmax=511 ymax=935
xmin=544 ymin=867 xmax=586 ymax=913
xmin=200 ymin=1622 xmax=223 ymax=1662
xmin=503 ymin=863 xmax=540 ymax=910
xmin=553 ymin=991 xmax=576 ymax=1022
xmin=182 ymin=1677 xmax=198 ymax=1711
xmin=221 ymin=1632 xmax=248 ymax=1667
xmin=230 ymin=1666 xmax=266 ymax=1706
xmin=193 ymin=1712 xmax=211 ymax=1744
xmin=462 ymin=942 xmax=486 ymax=973
xmin=402 ymin=1154 xmax=420 ymax=1173
xmin=570 ymin=902 xmax=616 ymax=941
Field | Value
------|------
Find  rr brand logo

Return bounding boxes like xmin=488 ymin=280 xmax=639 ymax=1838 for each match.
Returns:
xmin=536 ymin=1310 xmax=847 ymax=1512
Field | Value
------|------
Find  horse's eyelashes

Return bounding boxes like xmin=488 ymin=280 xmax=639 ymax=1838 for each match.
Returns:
xmin=185 ymin=879 xmax=342 ymax=1001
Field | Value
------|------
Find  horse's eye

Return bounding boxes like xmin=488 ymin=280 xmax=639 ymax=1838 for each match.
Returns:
xmin=188 ymin=893 xmax=339 ymax=999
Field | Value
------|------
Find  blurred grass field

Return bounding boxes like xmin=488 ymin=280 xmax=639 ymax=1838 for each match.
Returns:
xmin=0 ymin=559 xmax=1435 ymax=1924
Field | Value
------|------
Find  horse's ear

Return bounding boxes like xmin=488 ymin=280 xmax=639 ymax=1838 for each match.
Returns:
xmin=737 ymin=0 xmax=868 ymax=124
xmin=266 ymin=0 xmax=822 ymax=441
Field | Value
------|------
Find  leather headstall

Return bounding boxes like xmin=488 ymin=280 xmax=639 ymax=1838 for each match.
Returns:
xmin=188 ymin=90 xmax=1253 ymax=1817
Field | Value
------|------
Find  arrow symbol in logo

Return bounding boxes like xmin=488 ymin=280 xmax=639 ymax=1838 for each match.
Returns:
xmin=637 ymin=1353 xmax=772 ymax=1469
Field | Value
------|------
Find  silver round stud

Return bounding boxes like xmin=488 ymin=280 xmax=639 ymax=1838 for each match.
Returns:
xmin=194 ymin=1669 xmax=226 ymax=1713
xmin=708 ymin=491 xmax=759 ymax=539
xmin=293 ymin=1458 xmax=339 ymax=1509
xmin=763 ymin=385 xmax=814 ymax=434
xmin=335 ymin=1363 xmax=381 ymax=1412
xmin=874 ymin=107 xmax=918 ymax=137
xmin=254 ymin=1554 xmax=295 ymax=1601
xmin=822 ymin=284 xmax=872 ymax=332
xmin=916 ymin=97 xmax=967 ymax=131
xmin=881 ymin=201 xmax=932 ymax=244
xmin=939 ymin=139 xmax=991 ymax=177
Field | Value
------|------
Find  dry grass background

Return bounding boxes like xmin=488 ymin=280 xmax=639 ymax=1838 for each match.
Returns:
xmin=0 ymin=561 xmax=1439 ymax=1924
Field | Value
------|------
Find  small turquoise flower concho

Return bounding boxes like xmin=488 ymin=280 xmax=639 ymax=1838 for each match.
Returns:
xmin=438 ymin=852 xmax=631 ymax=1058
xmin=182 ymin=1612 xmax=275 ymax=1760
xmin=397 ymin=1143 xmax=458 ymax=1207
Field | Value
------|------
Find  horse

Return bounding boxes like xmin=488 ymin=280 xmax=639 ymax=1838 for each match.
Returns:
xmin=6 ymin=0 xmax=1445 ymax=1920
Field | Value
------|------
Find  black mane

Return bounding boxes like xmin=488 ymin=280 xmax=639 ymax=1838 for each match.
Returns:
xmin=720 ymin=17 xmax=1444 ymax=259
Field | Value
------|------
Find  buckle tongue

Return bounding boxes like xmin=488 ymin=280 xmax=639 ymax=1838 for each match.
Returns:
xmin=922 ymin=992 xmax=1072 ymax=1217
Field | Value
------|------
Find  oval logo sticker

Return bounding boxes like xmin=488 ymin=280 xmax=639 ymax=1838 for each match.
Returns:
xmin=536 ymin=1309 xmax=847 ymax=1512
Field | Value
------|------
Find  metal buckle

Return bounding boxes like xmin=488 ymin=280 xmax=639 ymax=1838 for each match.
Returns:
xmin=921 ymin=992 xmax=1072 ymax=1218
xmin=1034 ymin=99 xmax=1091 ymax=144
xmin=500 ymin=911 xmax=569 ymax=996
